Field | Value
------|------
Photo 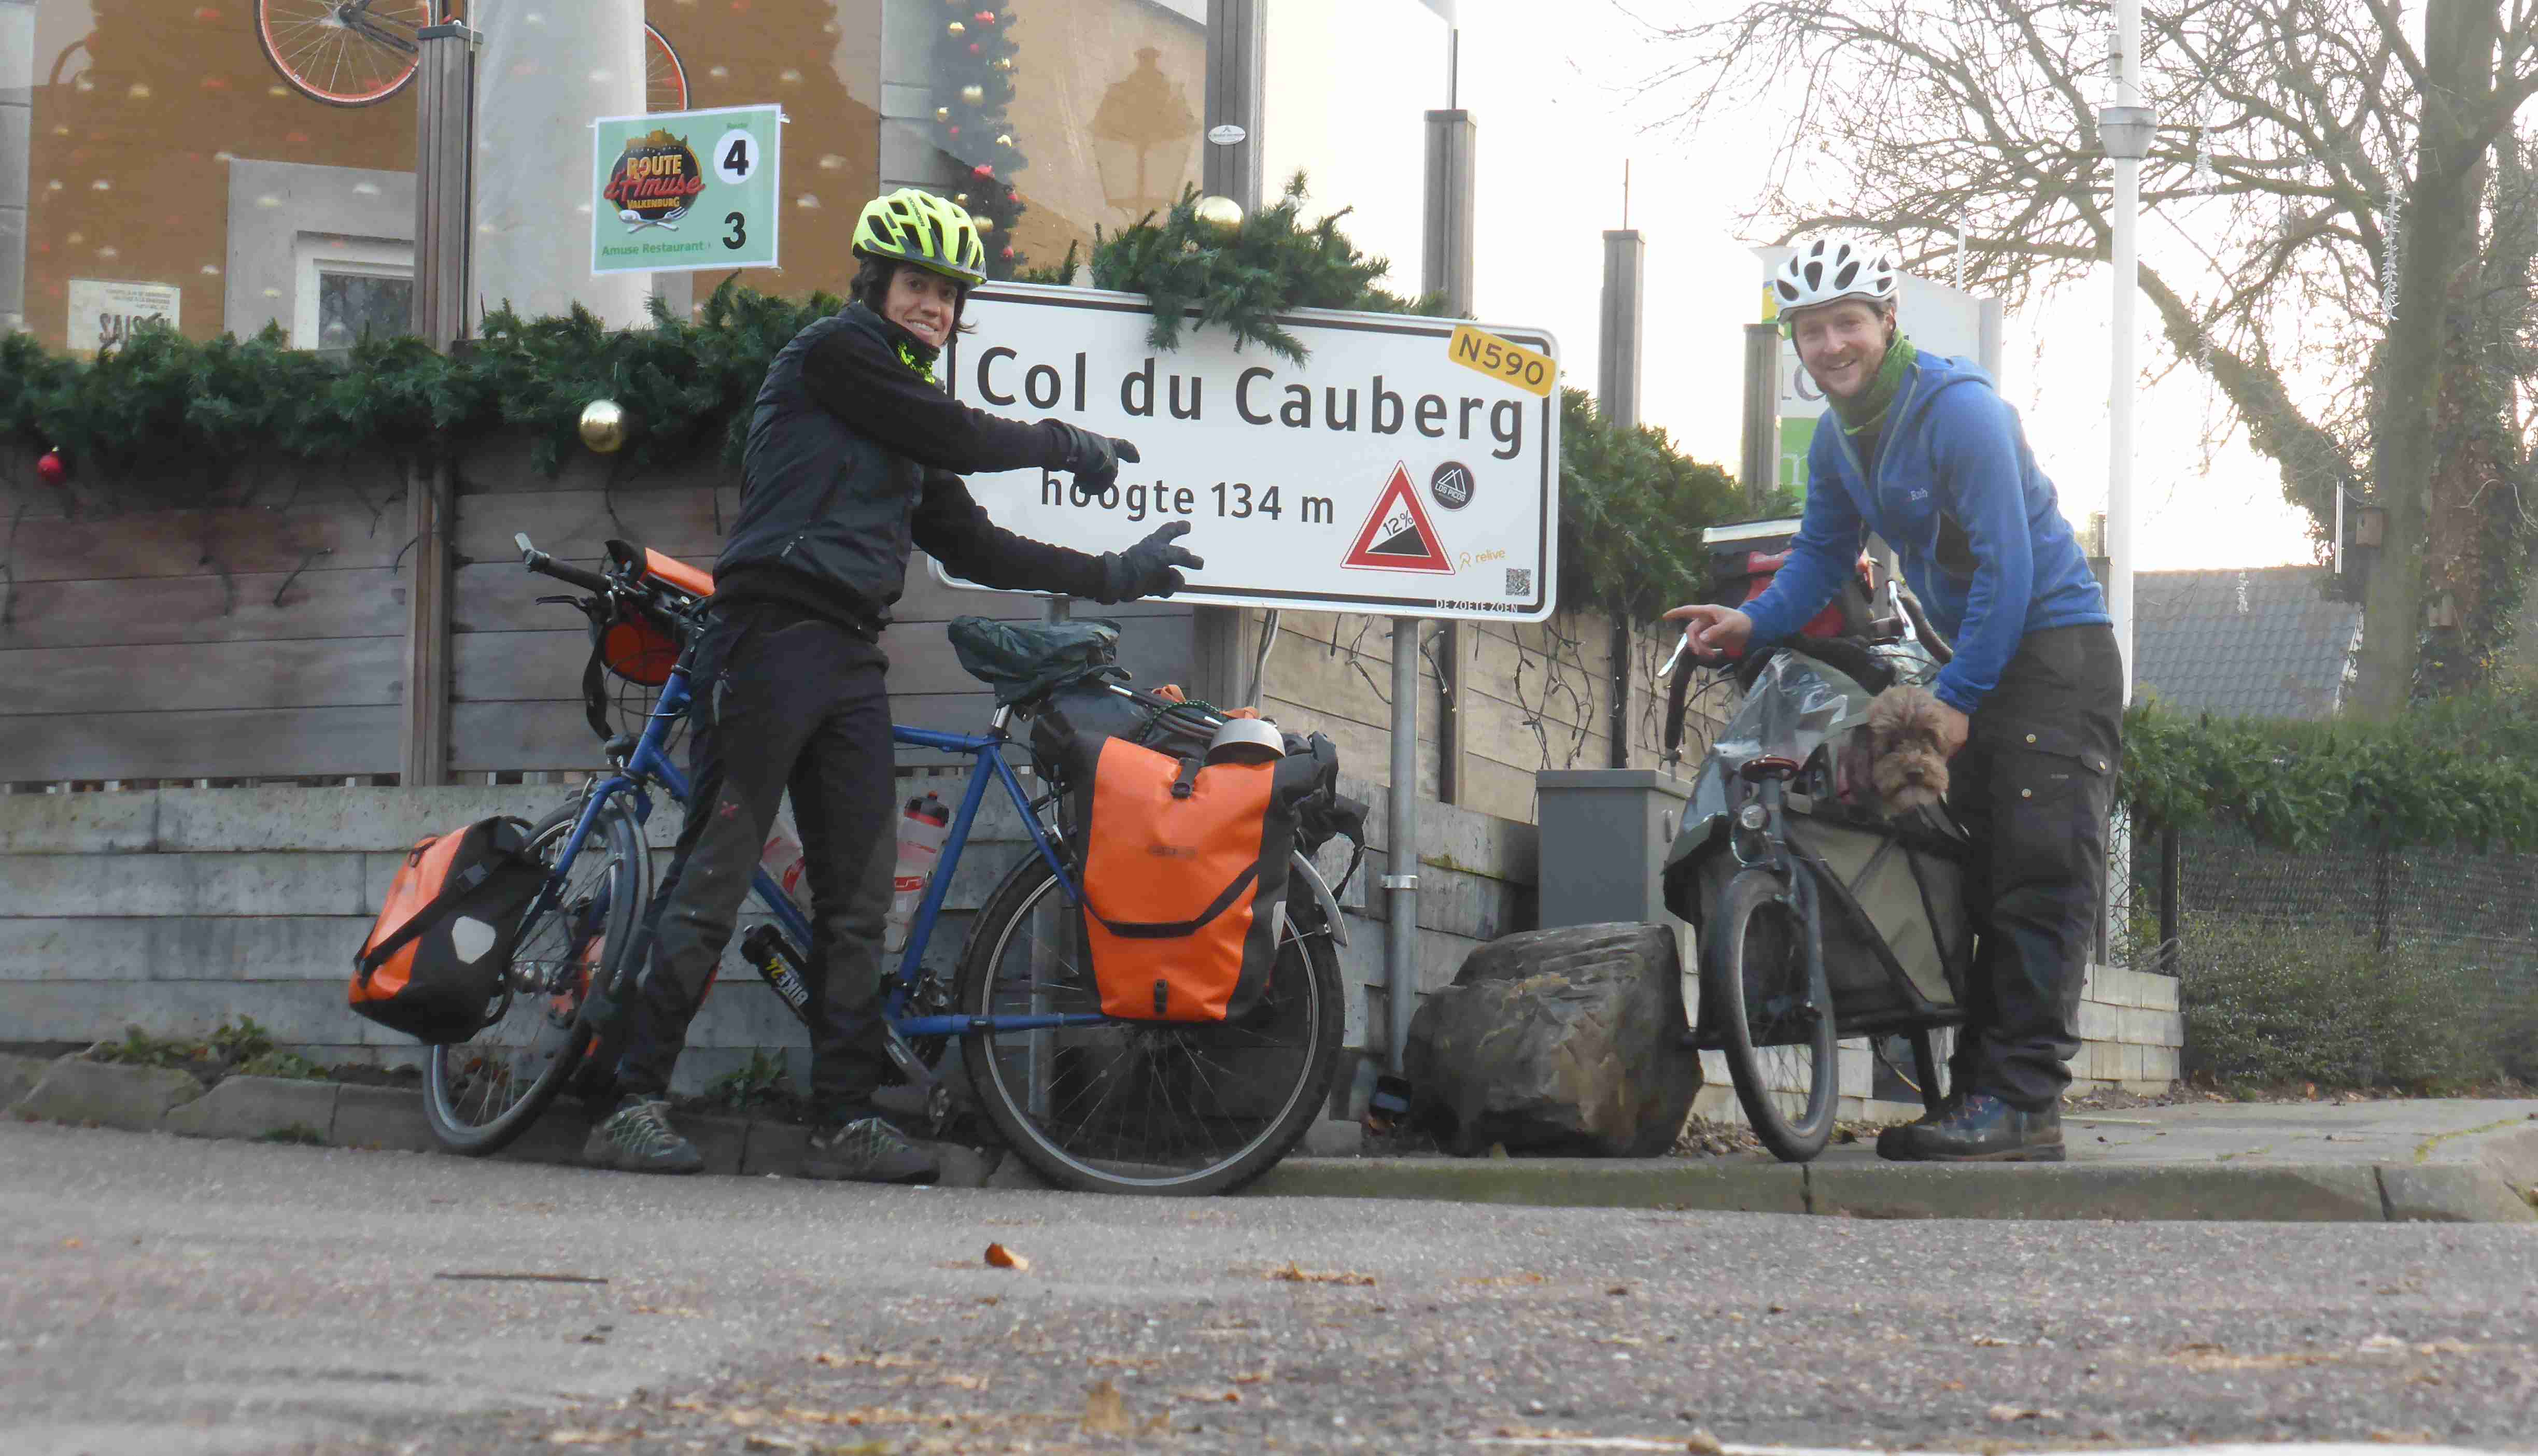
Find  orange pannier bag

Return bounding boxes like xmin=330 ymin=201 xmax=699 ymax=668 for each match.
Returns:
xmin=1072 ymin=738 xmax=1320 ymax=1022
xmin=349 ymin=817 xmax=548 ymax=1043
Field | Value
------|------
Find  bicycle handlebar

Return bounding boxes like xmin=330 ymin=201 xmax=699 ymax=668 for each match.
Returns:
xmin=515 ymin=532 xmax=613 ymax=595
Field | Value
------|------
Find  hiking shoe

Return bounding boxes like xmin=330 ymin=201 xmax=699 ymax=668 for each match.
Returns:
xmin=583 ymin=1095 xmax=704 ymax=1175
xmin=1877 ymin=1093 xmax=2064 ymax=1163
xmin=802 ymin=1114 xmax=940 ymax=1185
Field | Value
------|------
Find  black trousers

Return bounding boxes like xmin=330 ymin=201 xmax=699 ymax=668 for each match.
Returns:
xmin=616 ymin=602 xmax=899 ymax=1117
xmin=1942 ymin=623 xmax=2125 ymax=1110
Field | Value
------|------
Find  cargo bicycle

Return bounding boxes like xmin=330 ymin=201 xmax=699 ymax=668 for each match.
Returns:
xmin=419 ymin=533 xmax=1355 ymax=1195
xmin=1656 ymin=590 xmax=1971 ymax=1163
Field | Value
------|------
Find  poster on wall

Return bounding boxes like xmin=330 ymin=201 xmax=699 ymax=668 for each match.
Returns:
xmin=67 ymin=279 xmax=181 ymax=354
xmin=591 ymin=104 xmax=783 ymax=276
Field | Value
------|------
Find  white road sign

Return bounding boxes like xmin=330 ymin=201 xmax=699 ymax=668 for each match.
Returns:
xmin=936 ymin=285 xmax=1561 ymax=621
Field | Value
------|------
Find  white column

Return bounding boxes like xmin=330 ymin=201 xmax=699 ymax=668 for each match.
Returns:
xmin=472 ymin=2 xmax=649 ymax=328
xmin=2107 ymin=0 xmax=2142 ymax=701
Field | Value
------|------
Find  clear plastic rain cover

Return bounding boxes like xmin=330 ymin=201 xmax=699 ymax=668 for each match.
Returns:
xmin=1665 ymin=641 xmax=1941 ymax=870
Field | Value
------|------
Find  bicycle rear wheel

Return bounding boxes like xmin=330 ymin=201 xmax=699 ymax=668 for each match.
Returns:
xmin=955 ymin=854 xmax=1344 ymax=1195
xmin=425 ymin=797 xmax=650 ymax=1155
xmin=1709 ymin=866 xmax=1838 ymax=1161
xmin=256 ymin=0 xmax=431 ymax=107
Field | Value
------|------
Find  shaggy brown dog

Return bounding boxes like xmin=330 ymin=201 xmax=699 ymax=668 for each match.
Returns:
xmin=1865 ymin=684 xmax=1953 ymax=815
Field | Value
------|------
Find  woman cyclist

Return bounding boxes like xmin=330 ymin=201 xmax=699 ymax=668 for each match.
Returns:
xmin=586 ymin=188 xmax=1202 ymax=1183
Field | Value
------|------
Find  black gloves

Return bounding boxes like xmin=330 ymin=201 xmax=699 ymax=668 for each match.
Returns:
xmin=1101 ymin=520 xmax=1205 ymax=602
xmin=1049 ymin=421 xmax=1141 ymax=491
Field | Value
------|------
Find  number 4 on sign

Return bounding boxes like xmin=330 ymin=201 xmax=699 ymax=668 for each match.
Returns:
xmin=713 ymin=128 xmax=756 ymax=186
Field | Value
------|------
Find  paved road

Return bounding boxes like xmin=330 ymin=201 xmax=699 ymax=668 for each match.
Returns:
xmin=5 ymin=1121 xmax=2534 ymax=1455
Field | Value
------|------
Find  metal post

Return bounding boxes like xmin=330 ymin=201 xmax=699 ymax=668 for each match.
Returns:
xmin=1202 ymin=0 xmax=1264 ymax=207
xmin=400 ymin=21 xmax=476 ymax=788
xmin=1740 ymin=323 xmax=1780 ymax=511
xmin=1424 ymin=105 xmax=1476 ymax=807
xmin=1190 ymin=0 xmax=1266 ymax=711
xmin=1601 ymin=228 xmax=1646 ymax=768
xmin=2102 ymin=0 xmax=2149 ymax=703
xmin=1387 ymin=618 xmax=1420 ymax=1075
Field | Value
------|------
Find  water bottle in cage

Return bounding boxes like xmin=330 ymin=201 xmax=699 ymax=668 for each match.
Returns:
xmin=884 ymin=793 xmax=953 ymax=956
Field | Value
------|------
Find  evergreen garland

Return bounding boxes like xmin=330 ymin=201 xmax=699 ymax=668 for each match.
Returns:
xmin=931 ymin=3 xmax=1029 ymax=279
xmin=1088 ymin=175 xmax=1438 ymax=364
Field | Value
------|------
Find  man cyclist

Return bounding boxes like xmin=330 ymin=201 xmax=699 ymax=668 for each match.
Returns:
xmin=585 ymin=188 xmax=1201 ymax=1183
xmin=1665 ymin=236 xmax=2119 ymax=1163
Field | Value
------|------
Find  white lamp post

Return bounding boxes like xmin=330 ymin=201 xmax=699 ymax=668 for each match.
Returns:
xmin=2100 ymin=0 xmax=2153 ymax=703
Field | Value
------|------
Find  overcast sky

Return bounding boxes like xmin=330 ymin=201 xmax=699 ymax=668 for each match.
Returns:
xmin=1434 ymin=0 xmax=2319 ymax=575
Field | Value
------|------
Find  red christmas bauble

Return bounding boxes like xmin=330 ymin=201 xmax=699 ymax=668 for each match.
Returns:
xmin=35 ymin=449 xmax=68 ymax=487
xmin=967 ymin=41 xmax=981 ymax=54
xmin=947 ymin=124 xmax=959 ymax=136
xmin=972 ymin=163 xmax=995 ymax=178
xmin=974 ymin=9 xmax=996 ymax=22
xmin=1008 ymin=190 xmax=1019 ymax=203
xmin=1001 ymin=246 xmax=1015 ymax=260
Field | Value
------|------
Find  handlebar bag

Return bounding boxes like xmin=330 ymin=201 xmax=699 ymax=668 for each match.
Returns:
xmin=349 ymin=817 xmax=548 ymax=1044
xmin=1071 ymin=739 xmax=1320 ymax=1022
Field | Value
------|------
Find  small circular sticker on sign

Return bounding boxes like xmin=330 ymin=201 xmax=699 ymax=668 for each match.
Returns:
xmin=1430 ymin=461 xmax=1475 ymax=511
xmin=1205 ymin=123 xmax=1248 ymax=146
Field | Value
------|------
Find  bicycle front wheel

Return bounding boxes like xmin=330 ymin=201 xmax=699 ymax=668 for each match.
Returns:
xmin=955 ymin=854 xmax=1344 ymax=1195
xmin=1709 ymin=866 xmax=1838 ymax=1161
xmin=425 ymin=796 xmax=651 ymax=1155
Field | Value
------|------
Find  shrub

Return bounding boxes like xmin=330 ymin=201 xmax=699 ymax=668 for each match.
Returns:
xmin=2172 ymin=913 xmax=2527 ymax=1091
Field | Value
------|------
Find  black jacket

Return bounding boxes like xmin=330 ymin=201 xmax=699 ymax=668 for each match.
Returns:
xmin=715 ymin=302 xmax=1110 ymax=629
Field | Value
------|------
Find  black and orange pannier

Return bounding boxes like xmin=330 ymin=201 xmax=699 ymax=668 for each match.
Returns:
xmin=1069 ymin=738 xmax=1325 ymax=1022
xmin=350 ymin=817 xmax=549 ymax=1043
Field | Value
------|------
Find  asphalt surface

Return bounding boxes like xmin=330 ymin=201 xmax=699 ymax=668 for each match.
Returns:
xmin=5 ymin=1121 xmax=2535 ymax=1456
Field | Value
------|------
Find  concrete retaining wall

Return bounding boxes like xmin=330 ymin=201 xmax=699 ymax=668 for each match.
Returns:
xmin=0 ymin=781 xmax=2180 ymax=1128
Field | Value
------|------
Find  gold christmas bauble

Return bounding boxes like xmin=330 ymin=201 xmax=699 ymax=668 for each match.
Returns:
xmin=953 ymin=191 xmax=969 ymax=204
xmin=579 ymin=399 xmax=628 ymax=454
xmin=995 ymin=132 xmax=1013 ymax=148
xmin=946 ymin=20 xmax=965 ymax=35
xmin=993 ymin=58 xmax=1013 ymax=72
xmin=1192 ymin=194 xmax=1244 ymax=238
xmin=935 ymin=106 xmax=950 ymax=122
xmin=961 ymin=83 xmax=983 ymax=104
xmin=974 ymin=216 xmax=994 ymax=234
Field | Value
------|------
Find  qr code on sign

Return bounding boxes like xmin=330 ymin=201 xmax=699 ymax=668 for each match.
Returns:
xmin=1504 ymin=567 xmax=1533 ymax=598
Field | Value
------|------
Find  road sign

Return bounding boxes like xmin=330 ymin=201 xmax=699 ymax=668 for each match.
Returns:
xmin=936 ymin=285 xmax=1561 ymax=621
xmin=591 ymin=104 xmax=781 ymax=276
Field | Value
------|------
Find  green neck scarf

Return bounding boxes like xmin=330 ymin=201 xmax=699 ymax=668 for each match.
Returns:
xmin=1829 ymin=334 xmax=1916 ymax=436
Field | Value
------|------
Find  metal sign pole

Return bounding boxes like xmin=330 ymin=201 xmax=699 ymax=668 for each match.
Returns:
xmin=1386 ymin=618 xmax=1420 ymax=1075
xmin=401 ymin=20 xmax=476 ymax=789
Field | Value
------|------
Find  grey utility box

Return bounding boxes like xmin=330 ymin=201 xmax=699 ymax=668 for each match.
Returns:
xmin=1534 ymin=769 xmax=1696 ymax=942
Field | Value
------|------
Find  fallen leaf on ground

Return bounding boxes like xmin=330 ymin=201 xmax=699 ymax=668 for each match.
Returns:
xmin=724 ymin=1409 xmax=769 ymax=1428
xmin=1271 ymin=1261 xmax=1376 ymax=1285
xmin=1969 ymin=1334 xmax=2010 ymax=1347
xmin=60 ymin=1239 xmax=82 ymax=1250
xmin=543 ymin=1432 xmax=629 ymax=1447
xmin=742 ymin=1438 xmax=802 ymax=1453
xmin=1232 ymin=1365 xmax=1275 ymax=1384
xmin=938 ymin=1373 xmax=988 ymax=1390
xmin=1082 ymin=1379 xmax=1132 ymax=1435
xmin=1456 ymin=1271 xmax=1545 ymax=1287
xmin=1987 ymin=1405 xmax=2062 ymax=1422
xmin=984 ymin=1242 xmax=1030 ymax=1271
xmin=631 ymin=1305 xmax=701 ymax=1318
xmin=815 ymin=1351 xmax=923 ymax=1369
xmin=1686 ymin=1430 xmax=1726 ymax=1456
xmin=1087 ymin=1353 xmax=1163 ymax=1369
xmin=667 ymin=1399 xmax=706 ymax=1411
xmin=1175 ymin=1388 xmax=1243 ymax=1403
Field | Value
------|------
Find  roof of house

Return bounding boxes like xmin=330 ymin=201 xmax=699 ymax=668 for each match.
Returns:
xmin=2132 ymin=566 xmax=2359 ymax=720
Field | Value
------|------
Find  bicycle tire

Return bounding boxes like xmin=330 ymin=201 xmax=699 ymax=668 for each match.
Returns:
xmin=954 ymin=853 xmax=1344 ymax=1195
xmin=425 ymin=797 xmax=651 ymax=1155
xmin=256 ymin=0 xmax=431 ymax=108
xmin=1709 ymin=866 xmax=1838 ymax=1161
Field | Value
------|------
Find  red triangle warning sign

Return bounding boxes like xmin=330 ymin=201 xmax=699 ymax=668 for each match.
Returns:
xmin=1342 ymin=463 xmax=1455 ymax=574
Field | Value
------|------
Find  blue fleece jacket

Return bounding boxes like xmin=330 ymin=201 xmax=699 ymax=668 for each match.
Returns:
xmin=1740 ymin=351 xmax=2109 ymax=714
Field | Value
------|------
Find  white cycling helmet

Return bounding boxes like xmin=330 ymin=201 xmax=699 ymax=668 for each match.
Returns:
xmin=1771 ymin=236 xmax=1899 ymax=320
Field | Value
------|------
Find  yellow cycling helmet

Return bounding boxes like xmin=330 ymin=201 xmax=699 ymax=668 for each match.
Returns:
xmin=852 ymin=188 xmax=989 ymax=288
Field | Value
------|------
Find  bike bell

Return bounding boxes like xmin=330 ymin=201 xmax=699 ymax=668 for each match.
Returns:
xmin=1204 ymin=716 xmax=1286 ymax=767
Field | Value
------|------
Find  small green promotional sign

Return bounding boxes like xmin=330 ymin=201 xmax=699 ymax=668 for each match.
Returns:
xmin=591 ymin=104 xmax=781 ymax=275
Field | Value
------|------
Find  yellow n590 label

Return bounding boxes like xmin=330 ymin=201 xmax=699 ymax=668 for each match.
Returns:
xmin=1445 ymin=323 xmax=1556 ymax=398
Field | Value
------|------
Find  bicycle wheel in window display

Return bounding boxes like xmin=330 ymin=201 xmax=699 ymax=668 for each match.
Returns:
xmin=256 ymin=0 xmax=436 ymax=107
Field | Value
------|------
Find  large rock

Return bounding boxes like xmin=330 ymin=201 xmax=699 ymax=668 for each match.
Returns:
xmin=1404 ymin=922 xmax=1702 ymax=1158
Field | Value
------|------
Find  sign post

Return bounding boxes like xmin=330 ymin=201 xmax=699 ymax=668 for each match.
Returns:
xmin=940 ymin=285 xmax=1561 ymax=1084
xmin=591 ymin=104 xmax=783 ymax=276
